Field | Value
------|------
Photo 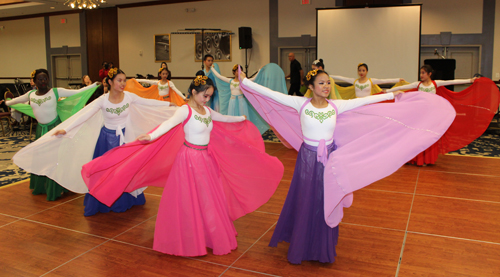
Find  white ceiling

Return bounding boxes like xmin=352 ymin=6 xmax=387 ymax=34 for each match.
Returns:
xmin=0 ymin=0 xmax=170 ymax=19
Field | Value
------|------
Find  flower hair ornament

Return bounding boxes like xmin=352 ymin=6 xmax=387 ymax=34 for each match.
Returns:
xmin=158 ymin=68 xmax=164 ymax=73
xmin=358 ymin=63 xmax=364 ymax=67
xmin=306 ymin=69 xmax=318 ymax=81
xmin=193 ymin=75 xmax=208 ymax=86
xmin=108 ymin=68 xmax=118 ymax=78
xmin=232 ymin=64 xmax=239 ymax=71
xmin=30 ymin=70 xmax=36 ymax=79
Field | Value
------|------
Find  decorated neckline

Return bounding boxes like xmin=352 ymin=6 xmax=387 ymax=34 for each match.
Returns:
xmin=194 ymin=114 xmax=212 ymax=127
xmin=304 ymin=108 xmax=336 ymax=123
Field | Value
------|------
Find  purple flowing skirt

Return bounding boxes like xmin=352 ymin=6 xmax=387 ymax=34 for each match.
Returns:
xmin=84 ymin=126 xmax=145 ymax=217
xmin=269 ymin=142 xmax=339 ymax=264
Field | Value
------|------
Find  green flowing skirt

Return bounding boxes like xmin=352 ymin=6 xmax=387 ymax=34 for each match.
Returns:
xmin=29 ymin=116 xmax=69 ymax=201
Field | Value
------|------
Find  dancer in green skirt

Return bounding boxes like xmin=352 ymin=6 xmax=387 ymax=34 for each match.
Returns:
xmin=4 ymin=69 xmax=97 ymax=200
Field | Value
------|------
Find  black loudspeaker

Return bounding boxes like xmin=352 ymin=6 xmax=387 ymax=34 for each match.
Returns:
xmin=239 ymin=27 xmax=252 ymax=49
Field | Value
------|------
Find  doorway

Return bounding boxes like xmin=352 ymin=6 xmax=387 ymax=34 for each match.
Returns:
xmin=280 ymin=47 xmax=316 ymax=89
xmin=51 ymin=55 xmax=82 ymax=88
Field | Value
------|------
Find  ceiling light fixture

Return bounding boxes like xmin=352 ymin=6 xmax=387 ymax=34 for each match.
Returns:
xmin=64 ymin=0 xmax=105 ymax=10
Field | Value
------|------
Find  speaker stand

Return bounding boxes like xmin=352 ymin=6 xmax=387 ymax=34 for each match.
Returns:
xmin=244 ymin=48 xmax=249 ymax=75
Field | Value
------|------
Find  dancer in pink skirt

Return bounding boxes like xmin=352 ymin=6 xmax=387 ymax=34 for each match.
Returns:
xmin=82 ymin=73 xmax=283 ymax=256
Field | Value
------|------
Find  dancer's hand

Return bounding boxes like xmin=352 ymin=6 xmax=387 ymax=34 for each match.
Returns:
xmin=53 ymin=130 xmax=66 ymax=137
xmin=392 ymin=90 xmax=404 ymax=96
xmin=399 ymin=78 xmax=406 ymax=82
xmin=136 ymin=134 xmax=151 ymax=141
xmin=243 ymin=115 xmax=247 ymax=120
xmin=471 ymin=77 xmax=478 ymax=82
xmin=240 ymin=71 xmax=246 ymax=79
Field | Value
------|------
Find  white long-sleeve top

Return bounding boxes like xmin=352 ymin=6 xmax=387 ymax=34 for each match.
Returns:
xmin=210 ymin=67 xmax=259 ymax=97
xmin=63 ymin=91 xmax=170 ymax=134
xmin=386 ymin=79 xmax=472 ymax=94
xmin=135 ymin=79 xmax=186 ymax=99
xmin=149 ymin=104 xmax=245 ymax=145
xmin=242 ymin=78 xmax=394 ymax=146
xmin=330 ymin=75 xmax=400 ymax=98
xmin=6 ymin=83 xmax=98 ymax=124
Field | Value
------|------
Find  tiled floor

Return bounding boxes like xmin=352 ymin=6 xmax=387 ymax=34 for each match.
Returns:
xmin=1 ymin=142 xmax=499 ymax=276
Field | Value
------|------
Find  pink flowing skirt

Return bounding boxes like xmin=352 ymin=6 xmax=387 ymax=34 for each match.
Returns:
xmin=153 ymin=142 xmax=238 ymax=256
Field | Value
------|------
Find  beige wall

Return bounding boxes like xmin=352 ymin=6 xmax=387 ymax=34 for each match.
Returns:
xmin=0 ymin=17 xmax=46 ymax=80
xmin=278 ymin=0 xmax=336 ymax=38
xmin=49 ymin=13 xmax=80 ymax=48
xmin=2 ymin=0 xmax=500 ymax=82
xmin=493 ymin=0 xmax=500 ymax=79
xmin=118 ymin=0 xmax=269 ymax=90
xmin=420 ymin=0 xmax=483 ymax=34
xmin=277 ymin=0 xmax=483 ymax=37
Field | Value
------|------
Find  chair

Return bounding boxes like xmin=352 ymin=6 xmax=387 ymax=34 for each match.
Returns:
xmin=29 ymin=118 xmax=37 ymax=142
xmin=2 ymin=90 xmax=29 ymax=137
xmin=0 ymin=111 xmax=9 ymax=136
xmin=0 ymin=91 xmax=14 ymax=136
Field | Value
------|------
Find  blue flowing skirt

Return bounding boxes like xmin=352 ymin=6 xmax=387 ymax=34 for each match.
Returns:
xmin=227 ymin=95 xmax=250 ymax=117
xmin=269 ymin=142 xmax=339 ymax=264
xmin=84 ymin=126 xmax=146 ymax=216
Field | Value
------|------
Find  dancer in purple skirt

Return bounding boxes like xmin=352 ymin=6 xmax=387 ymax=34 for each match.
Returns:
xmin=241 ymin=69 xmax=404 ymax=264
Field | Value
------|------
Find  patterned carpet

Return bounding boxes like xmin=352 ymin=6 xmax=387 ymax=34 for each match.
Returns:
xmin=261 ymin=129 xmax=283 ymax=143
xmin=1 ymin=126 xmax=498 ymax=188
xmin=0 ymin=130 xmax=31 ymax=187
xmin=448 ymin=130 xmax=500 ymax=157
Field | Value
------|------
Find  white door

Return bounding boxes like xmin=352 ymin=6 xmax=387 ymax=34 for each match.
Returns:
xmin=52 ymin=55 xmax=82 ymax=88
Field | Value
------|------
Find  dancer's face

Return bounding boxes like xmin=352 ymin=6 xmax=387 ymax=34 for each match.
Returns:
xmin=83 ymin=76 xmax=91 ymax=85
xmin=420 ymin=68 xmax=431 ymax=82
xmin=35 ymin=73 xmax=49 ymax=90
xmin=357 ymin=66 xmax=367 ymax=78
xmin=309 ymin=73 xmax=331 ymax=98
xmin=109 ymin=73 xmax=126 ymax=93
xmin=192 ymin=87 xmax=214 ymax=106
xmin=204 ymin=57 xmax=214 ymax=68
xmin=160 ymin=70 xmax=169 ymax=80
xmin=102 ymin=78 xmax=108 ymax=93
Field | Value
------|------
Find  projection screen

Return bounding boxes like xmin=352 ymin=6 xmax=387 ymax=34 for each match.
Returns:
xmin=317 ymin=5 xmax=422 ymax=82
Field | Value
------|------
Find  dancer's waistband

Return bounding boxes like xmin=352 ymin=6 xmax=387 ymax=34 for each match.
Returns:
xmin=184 ymin=141 xmax=208 ymax=150
xmin=38 ymin=116 xmax=60 ymax=127
xmin=230 ymin=94 xmax=244 ymax=100
xmin=302 ymin=141 xmax=336 ymax=152
xmin=101 ymin=126 xmax=125 ymax=134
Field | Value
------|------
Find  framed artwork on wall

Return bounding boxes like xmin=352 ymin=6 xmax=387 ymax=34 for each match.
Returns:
xmin=194 ymin=31 xmax=231 ymax=62
xmin=155 ymin=34 xmax=171 ymax=63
